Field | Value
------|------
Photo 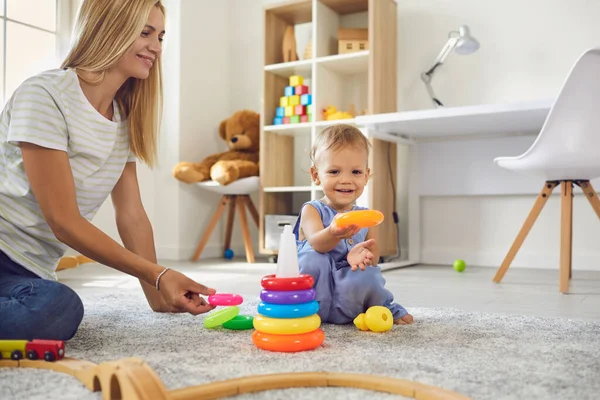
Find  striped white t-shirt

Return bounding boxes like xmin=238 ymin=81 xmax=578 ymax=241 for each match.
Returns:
xmin=0 ymin=68 xmax=135 ymax=280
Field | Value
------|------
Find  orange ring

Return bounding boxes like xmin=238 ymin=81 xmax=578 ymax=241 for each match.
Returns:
xmin=332 ymin=210 xmax=384 ymax=229
xmin=260 ymin=274 xmax=314 ymax=291
xmin=252 ymin=329 xmax=325 ymax=352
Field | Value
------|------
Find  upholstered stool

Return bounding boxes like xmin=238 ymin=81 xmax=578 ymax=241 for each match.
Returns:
xmin=191 ymin=176 xmax=260 ymax=263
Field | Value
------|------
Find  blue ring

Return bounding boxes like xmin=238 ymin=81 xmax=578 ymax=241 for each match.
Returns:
xmin=257 ymin=300 xmax=319 ymax=319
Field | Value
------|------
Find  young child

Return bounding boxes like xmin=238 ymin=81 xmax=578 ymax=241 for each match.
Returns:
xmin=292 ymin=124 xmax=413 ymax=325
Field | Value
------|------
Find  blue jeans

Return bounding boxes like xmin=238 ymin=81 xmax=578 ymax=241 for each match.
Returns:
xmin=0 ymin=250 xmax=84 ymax=340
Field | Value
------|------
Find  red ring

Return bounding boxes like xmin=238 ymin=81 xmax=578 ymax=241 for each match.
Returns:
xmin=260 ymin=274 xmax=314 ymax=291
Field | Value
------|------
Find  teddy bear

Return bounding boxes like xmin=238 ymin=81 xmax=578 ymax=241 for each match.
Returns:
xmin=172 ymin=110 xmax=260 ymax=186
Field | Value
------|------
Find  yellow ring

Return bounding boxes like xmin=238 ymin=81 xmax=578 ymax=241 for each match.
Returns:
xmin=253 ymin=314 xmax=321 ymax=335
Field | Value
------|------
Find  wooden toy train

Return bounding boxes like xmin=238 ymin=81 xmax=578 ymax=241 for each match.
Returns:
xmin=0 ymin=339 xmax=65 ymax=362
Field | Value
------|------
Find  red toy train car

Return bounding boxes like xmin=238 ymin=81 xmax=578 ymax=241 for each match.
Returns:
xmin=0 ymin=339 xmax=65 ymax=362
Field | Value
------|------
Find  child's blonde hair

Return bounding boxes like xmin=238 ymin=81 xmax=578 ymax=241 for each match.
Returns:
xmin=62 ymin=0 xmax=165 ymax=167
xmin=311 ymin=124 xmax=370 ymax=166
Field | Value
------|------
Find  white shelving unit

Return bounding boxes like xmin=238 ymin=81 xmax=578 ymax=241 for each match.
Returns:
xmin=259 ymin=0 xmax=398 ymax=256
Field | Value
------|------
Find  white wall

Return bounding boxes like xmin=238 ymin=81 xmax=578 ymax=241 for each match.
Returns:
xmin=395 ymin=0 xmax=600 ymax=271
xmin=85 ymin=0 xmax=600 ymax=271
xmin=86 ymin=0 xmax=257 ymax=262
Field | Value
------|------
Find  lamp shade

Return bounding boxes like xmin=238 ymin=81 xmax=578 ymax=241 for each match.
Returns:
xmin=455 ymin=25 xmax=479 ymax=55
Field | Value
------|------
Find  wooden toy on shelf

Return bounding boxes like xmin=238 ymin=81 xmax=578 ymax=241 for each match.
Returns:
xmin=303 ymin=38 xmax=312 ymax=59
xmin=338 ymin=28 xmax=368 ymax=54
xmin=282 ymin=25 xmax=298 ymax=62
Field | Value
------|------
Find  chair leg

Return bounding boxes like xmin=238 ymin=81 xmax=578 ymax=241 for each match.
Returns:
xmin=224 ymin=196 xmax=237 ymax=252
xmin=493 ymin=182 xmax=557 ymax=283
xmin=191 ymin=196 xmax=230 ymax=261
xmin=579 ymin=180 xmax=600 ymax=219
xmin=236 ymin=198 xmax=255 ymax=263
xmin=559 ymin=181 xmax=573 ymax=293
xmin=243 ymin=195 xmax=259 ymax=228
xmin=577 ymin=180 xmax=600 ymax=281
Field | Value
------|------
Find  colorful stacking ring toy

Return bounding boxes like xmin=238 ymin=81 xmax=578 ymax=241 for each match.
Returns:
xmin=253 ymin=314 xmax=320 ymax=335
xmin=203 ymin=306 xmax=239 ymax=328
xmin=222 ymin=315 xmax=254 ymax=330
xmin=259 ymin=288 xmax=316 ymax=305
xmin=332 ymin=210 xmax=384 ymax=229
xmin=258 ymin=300 xmax=319 ymax=319
xmin=261 ymin=274 xmax=314 ymax=291
xmin=208 ymin=293 xmax=243 ymax=306
xmin=252 ymin=329 xmax=325 ymax=352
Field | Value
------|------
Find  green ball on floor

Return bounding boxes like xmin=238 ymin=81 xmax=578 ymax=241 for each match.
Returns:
xmin=453 ymin=259 xmax=466 ymax=272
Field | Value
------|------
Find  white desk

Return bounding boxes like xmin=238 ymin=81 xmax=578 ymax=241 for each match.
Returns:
xmin=356 ymin=99 xmax=554 ymax=270
xmin=357 ymin=99 xmax=554 ymax=141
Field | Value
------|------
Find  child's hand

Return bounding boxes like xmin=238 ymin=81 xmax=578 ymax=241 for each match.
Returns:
xmin=329 ymin=222 xmax=360 ymax=239
xmin=347 ymin=239 xmax=376 ymax=271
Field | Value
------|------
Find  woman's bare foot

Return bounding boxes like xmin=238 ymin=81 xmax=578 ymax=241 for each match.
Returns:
xmin=394 ymin=314 xmax=414 ymax=325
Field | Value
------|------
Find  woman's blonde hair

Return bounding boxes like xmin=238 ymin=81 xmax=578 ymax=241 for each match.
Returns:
xmin=61 ymin=0 xmax=165 ymax=167
xmin=311 ymin=124 xmax=370 ymax=166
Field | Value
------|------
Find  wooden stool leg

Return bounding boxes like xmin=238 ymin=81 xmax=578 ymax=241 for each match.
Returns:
xmin=236 ymin=199 xmax=255 ymax=263
xmin=494 ymin=182 xmax=557 ymax=283
xmin=191 ymin=196 xmax=230 ymax=261
xmin=224 ymin=196 xmax=237 ymax=252
xmin=243 ymin=195 xmax=259 ymax=228
xmin=559 ymin=181 xmax=573 ymax=293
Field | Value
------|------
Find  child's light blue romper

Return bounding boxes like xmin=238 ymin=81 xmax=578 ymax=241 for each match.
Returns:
xmin=292 ymin=200 xmax=408 ymax=324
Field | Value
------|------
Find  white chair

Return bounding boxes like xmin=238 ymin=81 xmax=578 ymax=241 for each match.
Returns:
xmin=191 ymin=176 xmax=260 ymax=263
xmin=493 ymin=48 xmax=600 ymax=293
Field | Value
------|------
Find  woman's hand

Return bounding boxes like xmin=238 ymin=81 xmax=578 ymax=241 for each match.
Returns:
xmin=329 ymin=223 xmax=360 ymax=240
xmin=157 ymin=269 xmax=216 ymax=315
xmin=347 ymin=239 xmax=376 ymax=271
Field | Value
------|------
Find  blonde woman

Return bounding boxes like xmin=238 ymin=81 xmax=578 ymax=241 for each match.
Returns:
xmin=0 ymin=0 xmax=216 ymax=341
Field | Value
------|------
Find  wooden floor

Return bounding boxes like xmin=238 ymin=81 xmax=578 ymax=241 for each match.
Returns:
xmin=58 ymin=260 xmax=600 ymax=321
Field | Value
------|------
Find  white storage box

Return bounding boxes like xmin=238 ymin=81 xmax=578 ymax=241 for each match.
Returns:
xmin=265 ymin=214 xmax=299 ymax=251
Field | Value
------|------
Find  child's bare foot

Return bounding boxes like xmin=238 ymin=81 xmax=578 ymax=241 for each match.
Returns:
xmin=394 ymin=314 xmax=414 ymax=325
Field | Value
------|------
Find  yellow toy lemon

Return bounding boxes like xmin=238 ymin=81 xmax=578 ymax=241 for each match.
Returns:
xmin=353 ymin=313 xmax=369 ymax=331
xmin=364 ymin=306 xmax=393 ymax=332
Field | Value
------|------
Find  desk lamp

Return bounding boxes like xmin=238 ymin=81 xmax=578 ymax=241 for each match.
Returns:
xmin=420 ymin=25 xmax=480 ymax=107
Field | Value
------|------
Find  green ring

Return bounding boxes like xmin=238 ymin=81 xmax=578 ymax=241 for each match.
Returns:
xmin=203 ymin=306 xmax=239 ymax=328
xmin=222 ymin=315 xmax=254 ymax=330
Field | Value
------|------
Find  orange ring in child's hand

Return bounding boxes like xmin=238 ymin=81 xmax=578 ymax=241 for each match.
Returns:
xmin=261 ymin=274 xmax=314 ymax=291
xmin=252 ymin=329 xmax=325 ymax=352
xmin=332 ymin=210 xmax=384 ymax=229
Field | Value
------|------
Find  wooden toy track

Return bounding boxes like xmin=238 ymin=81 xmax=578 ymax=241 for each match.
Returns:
xmin=0 ymin=357 xmax=471 ymax=400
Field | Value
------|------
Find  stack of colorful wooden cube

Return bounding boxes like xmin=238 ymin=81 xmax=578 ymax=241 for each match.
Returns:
xmin=273 ymin=75 xmax=312 ymax=125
